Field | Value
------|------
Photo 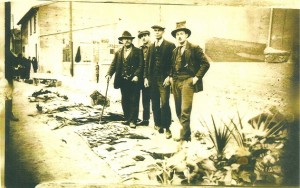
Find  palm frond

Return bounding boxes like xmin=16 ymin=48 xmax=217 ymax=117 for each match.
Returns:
xmin=229 ymin=118 xmax=246 ymax=147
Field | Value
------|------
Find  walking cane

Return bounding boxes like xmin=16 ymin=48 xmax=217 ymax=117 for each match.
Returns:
xmin=99 ymin=77 xmax=110 ymax=124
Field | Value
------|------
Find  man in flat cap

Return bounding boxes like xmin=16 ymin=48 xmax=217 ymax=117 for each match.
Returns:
xmin=106 ymin=31 xmax=143 ymax=128
xmin=144 ymin=25 xmax=176 ymax=139
xmin=170 ymin=21 xmax=210 ymax=142
xmin=137 ymin=30 xmax=151 ymax=126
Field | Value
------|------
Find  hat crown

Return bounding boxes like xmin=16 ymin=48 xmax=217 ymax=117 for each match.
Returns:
xmin=171 ymin=21 xmax=191 ymax=38
xmin=122 ymin=31 xmax=133 ymax=37
xmin=138 ymin=30 xmax=150 ymax=34
xmin=176 ymin=21 xmax=187 ymax=29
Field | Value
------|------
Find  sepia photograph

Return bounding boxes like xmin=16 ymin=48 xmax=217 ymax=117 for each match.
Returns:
xmin=1 ymin=0 xmax=299 ymax=187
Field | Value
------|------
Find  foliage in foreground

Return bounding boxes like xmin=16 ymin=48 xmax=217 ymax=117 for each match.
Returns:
xmin=147 ymin=108 xmax=290 ymax=186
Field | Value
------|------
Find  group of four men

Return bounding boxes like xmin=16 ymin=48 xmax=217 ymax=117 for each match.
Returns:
xmin=106 ymin=21 xmax=210 ymax=142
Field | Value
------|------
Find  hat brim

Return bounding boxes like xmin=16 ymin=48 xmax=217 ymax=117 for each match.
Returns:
xmin=118 ymin=36 xmax=135 ymax=40
xmin=151 ymin=25 xmax=165 ymax=30
xmin=138 ymin=31 xmax=150 ymax=39
xmin=171 ymin=28 xmax=191 ymax=38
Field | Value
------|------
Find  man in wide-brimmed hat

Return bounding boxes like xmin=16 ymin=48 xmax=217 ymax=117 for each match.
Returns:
xmin=136 ymin=30 xmax=151 ymax=126
xmin=170 ymin=21 xmax=210 ymax=142
xmin=106 ymin=31 xmax=143 ymax=128
xmin=144 ymin=24 xmax=176 ymax=139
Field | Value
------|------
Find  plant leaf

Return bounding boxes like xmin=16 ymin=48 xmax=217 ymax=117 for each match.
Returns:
xmin=240 ymin=170 xmax=252 ymax=183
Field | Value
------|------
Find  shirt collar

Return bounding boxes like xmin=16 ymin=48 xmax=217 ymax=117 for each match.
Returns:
xmin=142 ymin=42 xmax=150 ymax=48
xmin=179 ymin=40 xmax=187 ymax=48
xmin=124 ymin=46 xmax=132 ymax=51
xmin=156 ymin=38 xmax=164 ymax=46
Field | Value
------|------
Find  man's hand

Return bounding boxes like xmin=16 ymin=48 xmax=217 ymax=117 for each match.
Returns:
xmin=163 ymin=76 xmax=170 ymax=87
xmin=132 ymin=76 xmax=138 ymax=82
xmin=105 ymin=75 xmax=111 ymax=81
xmin=144 ymin=78 xmax=149 ymax=88
xmin=169 ymin=77 xmax=173 ymax=86
xmin=192 ymin=76 xmax=199 ymax=85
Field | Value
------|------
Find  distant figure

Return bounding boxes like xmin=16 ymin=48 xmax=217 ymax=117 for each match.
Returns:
xmin=16 ymin=54 xmax=24 ymax=79
xmin=95 ymin=62 xmax=99 ymax=83
xmin=25 ymin=56 xmax=31 ymax=79
xmin=13 ymin=53 xmax=22 ymax=79
xmin=32 ymin=57 xmax=38 ymax=73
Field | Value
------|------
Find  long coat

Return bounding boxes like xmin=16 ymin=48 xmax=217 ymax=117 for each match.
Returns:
xmin=144 ymin=40 xmax=176 ymax=84
xmin=170 ymin=41 xmax=210 ymax=93
xmin=107 ymin=45 xmax=143 ymax=89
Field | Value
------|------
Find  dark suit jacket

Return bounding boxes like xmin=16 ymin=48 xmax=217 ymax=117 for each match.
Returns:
xmin=107 ymin=45 xmax=143 ymax=89
xmin=144 ymin=40 xmax=176 ymax=84
xmin=170 ymin=41 xmax=210 ymax=93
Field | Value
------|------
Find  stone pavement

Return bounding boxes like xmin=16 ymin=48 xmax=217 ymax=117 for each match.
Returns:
xmin=7 ymin=61 xmax=295 ymax=187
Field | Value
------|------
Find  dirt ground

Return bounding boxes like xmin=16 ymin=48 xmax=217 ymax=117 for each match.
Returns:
xmin=4 ymin=62 xmax=296 ymax=188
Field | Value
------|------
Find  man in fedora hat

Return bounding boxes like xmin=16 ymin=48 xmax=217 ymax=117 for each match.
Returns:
xmin=170 ymin=21 xmax=210 ymax=142
xmin=106 ymin=31 xmax=143 ymax=128
xmin=137 ymin=30 xmax=151 ymax=126
xmin=144 ymin=25 xmax=176 ymax=139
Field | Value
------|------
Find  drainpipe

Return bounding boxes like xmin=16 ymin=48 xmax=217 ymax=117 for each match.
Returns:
xmin=267 ymin=8 xmax=273 ymax=47
xmin=69 ymin=1 xmax=74 ymax=77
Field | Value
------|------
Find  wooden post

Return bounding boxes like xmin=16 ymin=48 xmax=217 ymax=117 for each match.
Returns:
xmin=69 ymin=1 xmax=74 ymax=77
xmin=267 ymin=8 xmax=273 ymax=47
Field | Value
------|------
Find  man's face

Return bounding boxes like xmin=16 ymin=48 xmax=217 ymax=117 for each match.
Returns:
xmin=153 ymin=28 xmax=164 ymax=39
xmin=141 ymin=34 xmax=150 ymax=45
xmin=176 ymin=31 xmax=188 ymax=44
xmin=122 ymin=38 xmax=132 ymax=47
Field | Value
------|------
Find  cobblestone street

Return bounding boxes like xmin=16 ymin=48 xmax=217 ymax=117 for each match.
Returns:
xmin=5 ymin=62 xmax=295 ymax=187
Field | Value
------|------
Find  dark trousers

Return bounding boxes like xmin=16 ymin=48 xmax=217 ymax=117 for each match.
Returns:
xmin=150 ymin=79 xmax=171 ymax=129
xmin=172 ymin=77 xmax=194 ymax=140
xmin=120 ymin=78 xmax=140 ymax=123
xmin=140 ymin=86 xmax=151 ymax=120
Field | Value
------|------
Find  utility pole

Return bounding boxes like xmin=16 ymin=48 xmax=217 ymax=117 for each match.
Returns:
xmin=69 ymin=1 xmax=74 ymax=77
xmin=267 ymin=8 xmax=273 ymax=48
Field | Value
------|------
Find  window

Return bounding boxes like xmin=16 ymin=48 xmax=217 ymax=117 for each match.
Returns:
xmin=34 ymin=15 xmax=36 ymax=33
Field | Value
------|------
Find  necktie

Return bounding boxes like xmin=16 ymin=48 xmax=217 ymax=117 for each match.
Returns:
xmin=156 ymin=40 xmax=160 ymax=47
xmin=175 ymin=46 xmax=183 ymax=71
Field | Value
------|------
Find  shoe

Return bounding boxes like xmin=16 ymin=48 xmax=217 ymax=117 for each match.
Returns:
xmin=165 ymin=129 xmax=172 ymax=139
xmin=154 ymin=125 xmax=160 ymax=130
xmin=174 ymin=138 xmax=183 ymax=142
xmin=158 ymin=128 xmax=164 ymax=134
xmin=136 ymin=120 xmax=149 ymax=126
xmin=129 ymin=122 xmax=136 ymax=129
xmin=174 ymin=136 xmax=191 ymax=142
xmin=121 ymin=121 xmax=130 ymax=125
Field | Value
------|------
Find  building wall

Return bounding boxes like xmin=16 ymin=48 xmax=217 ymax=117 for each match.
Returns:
xmin=270 ymin=9 xmax=299 ymax=51
xmin=21 ymin=21 xmax=28 ymax=55
xmin=38 ymin=2 xmax=69 ymax=74
xmin=161 ymin=6 xmax=270 ymax=47
xmin=19 ymin=2 xmax=299 ymax=75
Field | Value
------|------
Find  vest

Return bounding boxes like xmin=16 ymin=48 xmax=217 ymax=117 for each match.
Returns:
xmin=153 ymin=45 xmax=162 ymax=76
xmin=174 ymin=50 xmax=191 ymax=79
xmin=121 ymin=51 xmax=132 ymax=79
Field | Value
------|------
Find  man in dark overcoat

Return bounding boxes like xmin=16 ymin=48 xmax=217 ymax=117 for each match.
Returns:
xmin=170 ymin=21 xmax=210 ymax=142
xmin=106 ymin=31 xmax=143 ymax=128
xmin=137 ymin=30 xmax=151 ymax=126
xmin=32 ymin=57 xmax=38 ymax=73
xmin=144 ymin=25 xmax=176 ymax=139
